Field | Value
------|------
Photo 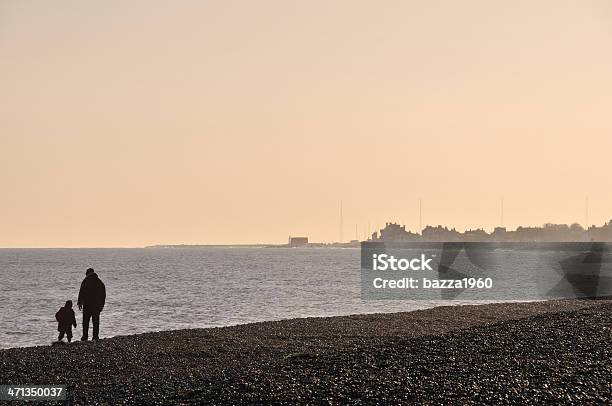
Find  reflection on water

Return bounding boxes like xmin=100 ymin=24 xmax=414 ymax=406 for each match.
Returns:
xmin=1 ymin=248 xmax=452 ymax=349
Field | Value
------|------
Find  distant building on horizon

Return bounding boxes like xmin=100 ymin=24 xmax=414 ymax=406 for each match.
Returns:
xmin=288 ymin=236 xmax=308 ymax=247
xmin=369 ymin=220 xmax=612 ymax=242
xmin=377 ymin=222 xmax=420 ymax=242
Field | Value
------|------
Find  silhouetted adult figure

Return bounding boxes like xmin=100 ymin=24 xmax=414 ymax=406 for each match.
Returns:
xmin=77 ymin=268 xmax=106 ymax=341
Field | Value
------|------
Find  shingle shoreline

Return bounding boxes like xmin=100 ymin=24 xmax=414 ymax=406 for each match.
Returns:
xmin=1 ymin=299 xmax=610 ymax=404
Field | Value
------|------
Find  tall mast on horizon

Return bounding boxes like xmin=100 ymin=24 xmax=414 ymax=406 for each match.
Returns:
xmin=339 ymin=200 xmax=343 ymax=243
xmin=419 ymin=198 xmax=422 ymax=233
xmin=585 ymin=196 xmax=589 ymax=229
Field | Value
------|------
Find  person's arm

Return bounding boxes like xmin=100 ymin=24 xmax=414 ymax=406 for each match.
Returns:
xmin=77 ymin=280 xmax=85 ymax=311
xmin=99 ymin=281 xmax=106 ymax=312
xmin=71 ymin=310 xmax=77 ymax=327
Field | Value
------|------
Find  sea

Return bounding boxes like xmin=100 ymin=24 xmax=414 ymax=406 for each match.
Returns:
xmin=0 ymin=247 xmax=484 ymax=349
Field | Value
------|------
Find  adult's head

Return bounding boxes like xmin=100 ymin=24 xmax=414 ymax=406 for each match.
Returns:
xmin=86 ymin=268 xmax=95 ymax=276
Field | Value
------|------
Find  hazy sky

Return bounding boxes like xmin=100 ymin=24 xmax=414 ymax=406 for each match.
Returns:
xmin=2 ymin=1 xmax=612 ymax=247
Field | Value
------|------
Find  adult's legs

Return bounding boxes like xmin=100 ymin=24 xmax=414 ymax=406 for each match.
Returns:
xmin=92 ymin=312 xmax=100 ymax=339
xmin=82 ymin=309 xmax=92 ymax=340
xmin=58 ymin=331 xmax=64 ymax=341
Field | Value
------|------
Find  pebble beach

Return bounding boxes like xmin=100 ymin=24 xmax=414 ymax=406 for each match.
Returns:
xmin=1 ymin=299 xmax=611 ymax=404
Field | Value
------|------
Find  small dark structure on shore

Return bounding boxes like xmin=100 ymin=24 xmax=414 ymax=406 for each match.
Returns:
xmin=288 ymin=236 xmax=308 ymax=247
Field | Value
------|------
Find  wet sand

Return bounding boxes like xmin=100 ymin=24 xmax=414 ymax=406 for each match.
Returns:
xmin=1 ymin=299 xmax=611 ymax=404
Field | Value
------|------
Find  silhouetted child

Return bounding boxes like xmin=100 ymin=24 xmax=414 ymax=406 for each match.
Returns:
xmin=55 ymin=300 xmax=77 ymax=343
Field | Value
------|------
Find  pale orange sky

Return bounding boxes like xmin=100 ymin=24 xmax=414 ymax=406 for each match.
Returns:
xmin=1 ymin=1 xmax=612 ymax=247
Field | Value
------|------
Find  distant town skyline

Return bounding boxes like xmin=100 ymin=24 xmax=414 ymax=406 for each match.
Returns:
xmin=370 ymin=220 xmax=612 ymax=243
xmin=2 ymin=1 xmax=612 ymax=247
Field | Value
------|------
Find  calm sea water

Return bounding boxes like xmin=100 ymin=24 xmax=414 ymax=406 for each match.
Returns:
xmin=0 ymin=247 xmax=469 ymax=349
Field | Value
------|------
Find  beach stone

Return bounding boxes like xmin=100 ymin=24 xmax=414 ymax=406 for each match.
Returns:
xmin=0 ymin=299 xmax=610 ymax=404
